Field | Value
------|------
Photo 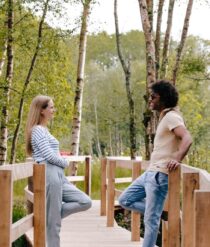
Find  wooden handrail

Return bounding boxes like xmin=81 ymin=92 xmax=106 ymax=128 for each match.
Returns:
xmin=0 ymin=156 xmax=91 ymax=246
xmin=101 ymin=158 xmax=210 ymax=246
xmin=0 ymin=164 xmax=46 ymax=247
xmin=102 ymin=157 xmax=142 ymax=242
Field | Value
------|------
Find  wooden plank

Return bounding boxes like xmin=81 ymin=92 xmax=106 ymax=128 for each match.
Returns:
xmin=115 ymin=189 xmax=122 ymax=198
xmin=11 ymin=214 xmax=33 ymax=242
xmin=66 ymin=176 xmax=85 ymax=182
xmin=84 ymin=157 xmax=91 ymax=195
xmin=181 ymin=164 xmax=210 ymax=190
xmin=194 ymin=191 xmax=210 ymax=247
xmin=162 ymin=221 xmax=168 ymax=247
xmin=115 ymin=177 xmax=132 ymax=183
xmin=24 ymin=186 xmax=34 ymax=203
xmin=107 ymin=160 xmax=116 ymax=227
xmin=61 ymin=155 xmax=91 ymax=162
xmin=168 ymin=166 xmax=180 ymax=247
xmin=0 ymin=162 xmax=33 ymax=181
xmin=0 ymin=170 xmax=13 ymax=247
xmin=100 ymin=158 xmax=107 ymax=216
xmin=182 ymin=173 xmax=199 ymax=247
xmin=33 ymin=164 xmax=46 ymax=247
xmin=131 ymin=162 xmax=141 ymax=241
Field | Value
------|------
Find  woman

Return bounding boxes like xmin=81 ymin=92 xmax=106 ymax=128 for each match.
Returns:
xmin=25 ymin=95 xmax=92 ymax=247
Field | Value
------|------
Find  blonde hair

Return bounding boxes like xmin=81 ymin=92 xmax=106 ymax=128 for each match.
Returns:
xmin=25 ymin=95 xmax=52 ymax=155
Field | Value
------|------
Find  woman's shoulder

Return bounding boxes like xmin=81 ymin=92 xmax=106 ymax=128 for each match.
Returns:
xmin=32 ymin=125 xmax=48 ymax=136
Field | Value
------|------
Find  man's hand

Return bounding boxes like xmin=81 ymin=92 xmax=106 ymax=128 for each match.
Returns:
xmin=167 ymin=159 xmax=180 ymax=171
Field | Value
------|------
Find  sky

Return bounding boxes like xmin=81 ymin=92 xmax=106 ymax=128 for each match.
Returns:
xmin=50 ymin=0 xmax=210 ymax=41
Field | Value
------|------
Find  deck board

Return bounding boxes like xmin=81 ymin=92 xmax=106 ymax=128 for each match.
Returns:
xmin=60 ymin=200 xmax=143 ymax=247
xmin=26 ymin=200 xmax=146 ymax=246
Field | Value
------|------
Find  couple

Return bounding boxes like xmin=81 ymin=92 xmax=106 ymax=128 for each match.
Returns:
xmin=25 ymin=80 xmax=192 ymax=247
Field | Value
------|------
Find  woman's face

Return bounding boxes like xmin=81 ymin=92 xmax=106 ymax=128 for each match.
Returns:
xmin=41 ymin=100 xmax=55 ymax=123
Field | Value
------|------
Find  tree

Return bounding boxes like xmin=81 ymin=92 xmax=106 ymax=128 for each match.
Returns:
xmin=9 ymin=0 xmax=50 ymax=164
xmin=114 ymin=0 xmax=136 ymax=159
xmin=70 ymin=0 xmax=93 ymax=175
xmin=0 ymin=0 xmax=14 ymax=165
xmin=172 ymin=0 xmax=194 ymax=84
xmin=138 ymin=0 xmax=157 ymax=159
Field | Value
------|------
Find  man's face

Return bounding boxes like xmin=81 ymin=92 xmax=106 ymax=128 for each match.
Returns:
xmin=149 ymin=91 xmax=164 ymax=112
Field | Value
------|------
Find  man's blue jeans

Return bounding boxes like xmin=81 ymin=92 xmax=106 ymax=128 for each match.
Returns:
xmin=118 ymin=171 xmax=168 ymax=247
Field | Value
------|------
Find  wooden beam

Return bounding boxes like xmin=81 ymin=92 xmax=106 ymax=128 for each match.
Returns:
xmin=24 ymin=186 xmax=34 ymax=203
xmin=0 ymin=162 xmax=33 ymax=181
xmin=100 ymin=158 xmax=107 ymax=216
xmin=194 ymin=190 xmax=210 ymax=247
xmin=107 ymin=160 xmax=116 ymax=227
xmin=182 ymin=173 xmax=199 ymax=247
xmin=115 ymin=177 xmax=132 ymax=183
xmin=66 ymin=176 xmax=84 ymax=182
xmin=168 ymin=166 xmax=180 ymax=247
xmin=85 ymin=157 xmax=91 ymax=195
xmin=0 ymin=170 xmax=13 ymax=247
xmin=162 ymin=221 xmax=169 ymax=247
xmin=33 ymin=164 xmax=46 ymax=247
xmin=11 ymin=214 xmax=33 ymax=242
xmin=131 ymin=162 xmax=141 ymax=241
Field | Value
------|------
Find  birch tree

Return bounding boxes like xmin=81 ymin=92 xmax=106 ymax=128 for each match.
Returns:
xmin=70 ymin=0 xmax=92 ymax=174
xmin=172 ymin=0 xmax=194 ymax=84
xmin=0 ymin=0 xmax=14 ymax=165
xmin=160 ymin=0 xmax=175 ymax=79
xmin=114 ymin=0 xmax=136 ymax=159
xmin=0 ymin=40 xmax=7 ymax=77
xmin=9 ymin=0 xmax=50 ymax=164
xmin=155 ymin=0 xmax=164 ymax=79
xmin=138 ymin=0 xmax=156 ymax=159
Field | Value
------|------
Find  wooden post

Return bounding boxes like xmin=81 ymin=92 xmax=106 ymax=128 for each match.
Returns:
xmin=84 ymin=157 xmax=91 ymax=195
xmin=162 ymin=221 xmax=169 ymax=247
xmin=107 ymin=160 xmax=116 ymax=227
xmin=194 ymin=191 xmax=210 ymax=247
xmin=100 ymin=158 xmax=107 ymax=216
xmin=33 ymin=164 xmax=46 ymax=247
xmin=131 ymin=161 xmax=141 ymax=241
xmin=182 ymin=173 xmax=199 ymax=247
xmin=168 ymin=166 xmax=180 ymax=247
xmin=0 ymin=170 xmax=13 ymax=247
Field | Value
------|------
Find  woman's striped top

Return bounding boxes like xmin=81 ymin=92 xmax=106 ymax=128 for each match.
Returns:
xmin=31 ymin=125 xmax=68 ymax=168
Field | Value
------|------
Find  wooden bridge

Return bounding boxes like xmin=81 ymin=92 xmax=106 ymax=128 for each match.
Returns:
xmin=0 ymin=156 xmax=210 ymax=247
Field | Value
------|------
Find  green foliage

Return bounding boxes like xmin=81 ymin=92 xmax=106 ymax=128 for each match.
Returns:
xmin=12 ymin=199 xmax=27 ymax=247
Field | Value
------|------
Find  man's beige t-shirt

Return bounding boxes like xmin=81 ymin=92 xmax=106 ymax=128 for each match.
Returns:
xmin=148 ymin=109 xmax=185 ymax=174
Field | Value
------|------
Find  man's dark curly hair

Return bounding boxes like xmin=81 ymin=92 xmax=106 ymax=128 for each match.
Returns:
xmin=151 ymin=80 xmax=178 ymax=108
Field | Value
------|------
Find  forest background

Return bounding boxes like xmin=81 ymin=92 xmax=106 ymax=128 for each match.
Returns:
xmin=0 ymin=0 xmax=210 ymax=245
xmin=0 ymin=0 xmax=210 ymax=170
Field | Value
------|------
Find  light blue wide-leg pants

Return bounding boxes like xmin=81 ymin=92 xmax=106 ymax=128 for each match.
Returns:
xmin=118 ymin=171 xmax=168 ymax=247
xmin=46 ymin=164 xmax=92 ymax=247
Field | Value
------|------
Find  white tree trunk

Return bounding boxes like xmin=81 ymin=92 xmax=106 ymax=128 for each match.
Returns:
xmin=0 ymin=0 xmax=14 ymax=165
xmin=70 ymin=0 xmax=91 ymax=175
xmin=0 ymin=40 xmax=7 ymax=77
xmin=172 ymin=0 xmax=194 ymax=84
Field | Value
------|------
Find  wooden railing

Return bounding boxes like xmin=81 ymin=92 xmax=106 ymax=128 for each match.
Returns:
xmin=0 ymin=162 xmax=46 ymax=247
xmin=100 ymin=157 xmax=145 ymax=241
xmin=101 ymin=157 xmax=210 ymax=247
xmin=65 ymin=155 xmax=92 ymax=196
xmin=0 ymin=155 xmax=91 ymax=247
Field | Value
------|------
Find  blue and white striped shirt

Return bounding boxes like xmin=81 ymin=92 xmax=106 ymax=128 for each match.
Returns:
xmin=31 ymin=125 xmax=68 ymax=168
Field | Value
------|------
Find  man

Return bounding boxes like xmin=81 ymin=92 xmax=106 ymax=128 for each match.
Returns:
xmin=119 ymin=80 xmax=192 ymax=247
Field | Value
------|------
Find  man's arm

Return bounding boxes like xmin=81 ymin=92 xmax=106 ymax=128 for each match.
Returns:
xmin=167 ymin=125 xmax=192 ymax=171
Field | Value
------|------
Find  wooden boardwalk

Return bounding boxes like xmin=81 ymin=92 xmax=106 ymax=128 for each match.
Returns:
xmin=60 ymin=200 xmax=142 ymax=247
xmin=26 ymin=200 xmax=143 ymax=247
